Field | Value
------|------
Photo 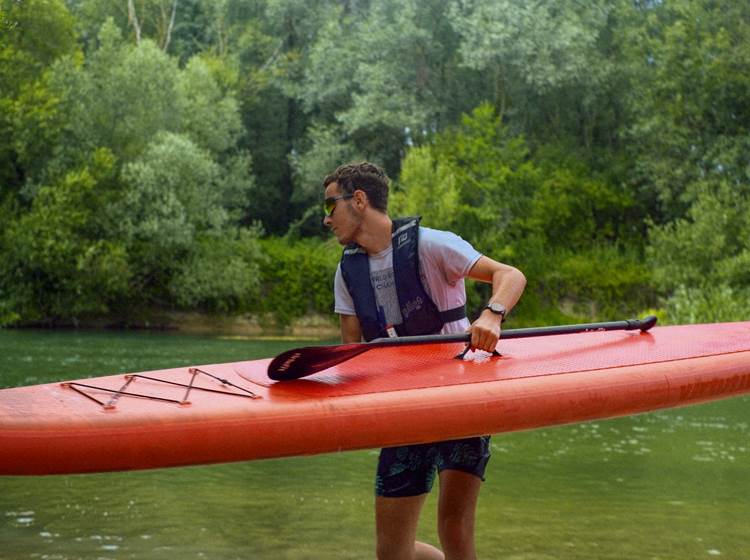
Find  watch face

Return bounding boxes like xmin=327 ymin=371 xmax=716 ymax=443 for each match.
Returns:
xmin=487 ymin=303 xmax=506 ymax=315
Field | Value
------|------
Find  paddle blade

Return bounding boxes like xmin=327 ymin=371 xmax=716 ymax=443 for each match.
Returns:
xmin=267 ymin=342 xmax=370 ymax=380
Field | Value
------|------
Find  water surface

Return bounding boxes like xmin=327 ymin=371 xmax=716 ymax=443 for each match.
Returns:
xmin=1 ymin=329 xmax=748 ymax=559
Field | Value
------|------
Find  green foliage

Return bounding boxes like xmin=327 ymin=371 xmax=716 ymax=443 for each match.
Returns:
xmin=0 ymin=0 xmax=77 ymax=73
xmin=255 ymin=238 xmax=340 ymax=328
xmin=648 ymin=184 xmax=750 ymax=292
xmin=297 ymin=0 xmax=489 ymax=188
xmin=113 ymin=131 xmax=254 ymax=310
xmin=450 ymin=0 xmax=623 ymax=154
xmin=442 ymin=104 xmax=539 ymax=245
xmin=0 ymin=137 xmax=265 ymax=323
xmin=0 ymin=0 xmax=78 ymax=190
xmin=176 ymin=57 xmax=244 ymax=155
xmin=664 ymin=284 xmax=750 ymax=325
xmin=169 ymin=228 xmax=264 ymax=313
xmin=2 ymin=0 xmax=749 ymax=328
xmin=287 ymin=123 xmax=360 ymax=236
xmin=648 ymin=183 xmax=750 ymax=324
xmin=622 ymin=0 xmax=750 ymax=219
xmin=618 ymin=1 xmax=750 ymax=324
xmin=118 ymin=132 xmax=228 ymax=253
xmin=44 ymin=18 xmax=249 ymax=175
xmin=394 ymin=103 xmax=654 ymax=322
xmin=543 ymin=245 xmax=653 ymax=318
xmin=393 ymin=103 xmax=539 ymax=248
xmin=391 ymin=145 xmax=461 ymax=231
xmin=50 ymin=22 xmax=181 ymax=164
xmin=0 ymin=12 xmax=260 ymax=325
xmin=0 ymin=152 xmax=130 ymax=322
xmin=450 ymin=0 xmax=611 ymax=93
xmin=289 ymin=123 xmax=358 ymax=206
xmin=70 ymin=0 xmax=210 ymax=61
xmin=525 ymin=165 xmax=638 ymax=250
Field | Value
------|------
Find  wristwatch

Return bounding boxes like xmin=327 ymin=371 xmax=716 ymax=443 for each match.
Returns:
xmin=484 ymin=302 xmax=507 ymax=320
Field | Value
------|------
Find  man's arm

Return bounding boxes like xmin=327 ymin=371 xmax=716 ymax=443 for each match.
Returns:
xmin=340 ymin=313 xmax=362 ymax=343
xmin=466 ymin=256 xmax=526 ymax=352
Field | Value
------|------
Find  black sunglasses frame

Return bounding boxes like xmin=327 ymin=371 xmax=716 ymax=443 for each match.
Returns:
xmin=323 ymin=193 xmax=354 ymax=217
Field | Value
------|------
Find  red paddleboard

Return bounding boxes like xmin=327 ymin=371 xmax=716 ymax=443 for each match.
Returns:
xmin=1 ymin=322 xmax=749 ymax=475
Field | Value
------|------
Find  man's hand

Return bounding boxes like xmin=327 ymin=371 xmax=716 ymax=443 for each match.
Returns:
xmin=468 ymin=310 xmax=502 ymax=353
xmin=465 ymin=256 xmax=526 ymax=353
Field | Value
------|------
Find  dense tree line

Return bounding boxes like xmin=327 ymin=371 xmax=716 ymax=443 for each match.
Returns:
xmin=1 ymin=0 xmax=749 ymax=329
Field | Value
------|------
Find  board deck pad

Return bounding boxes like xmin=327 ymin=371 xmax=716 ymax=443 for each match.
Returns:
xmin=236 ymin=323 xmax=750 ymax=397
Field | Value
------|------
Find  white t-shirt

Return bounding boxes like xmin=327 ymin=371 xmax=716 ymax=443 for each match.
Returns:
xmin=333 ymin=226 xmax=482 ymax=335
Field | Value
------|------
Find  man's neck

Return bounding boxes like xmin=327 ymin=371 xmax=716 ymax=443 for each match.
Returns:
xmin=354 ymin=211 xmax=392 ymax=255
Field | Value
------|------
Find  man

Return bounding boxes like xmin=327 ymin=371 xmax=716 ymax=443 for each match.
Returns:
xmin=322 ymin=161 xmax=526 ymax=560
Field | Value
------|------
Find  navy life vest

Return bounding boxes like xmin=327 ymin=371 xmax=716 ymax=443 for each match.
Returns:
xmin=340 ymin=217 xmax=466 ymax=342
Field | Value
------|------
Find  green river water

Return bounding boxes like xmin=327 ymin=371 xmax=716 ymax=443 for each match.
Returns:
xmin=0 ymin=328 xmax=748 ymax=559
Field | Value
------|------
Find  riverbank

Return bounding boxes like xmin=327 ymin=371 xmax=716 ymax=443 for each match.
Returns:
xmin=9 ymin=312 xmax=340 ymax=340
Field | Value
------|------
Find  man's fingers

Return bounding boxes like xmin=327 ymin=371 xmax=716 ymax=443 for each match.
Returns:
xmin=470 ymin=328 xmax=500 ymax=353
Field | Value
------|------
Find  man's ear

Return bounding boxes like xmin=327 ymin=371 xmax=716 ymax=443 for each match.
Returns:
xmin=352 ymin=189 xmax=368 ymax=209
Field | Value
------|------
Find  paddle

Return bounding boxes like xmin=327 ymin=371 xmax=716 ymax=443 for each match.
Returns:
xmin=267 ymin=315 xmax=658 ymax=381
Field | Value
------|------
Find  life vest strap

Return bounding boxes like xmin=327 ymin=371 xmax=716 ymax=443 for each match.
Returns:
xmin=439 ymin=305 xmax=467 ymax=324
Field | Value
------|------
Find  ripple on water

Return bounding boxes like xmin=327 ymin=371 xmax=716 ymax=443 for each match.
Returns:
xmin=691 ymin=440 xmax=742 ymax=462
xmin=6 ymin=510 xmax=35 ymax=526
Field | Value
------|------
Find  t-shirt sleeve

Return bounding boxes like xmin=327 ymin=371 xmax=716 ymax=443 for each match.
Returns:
xmin=333 ymin=263 xmax=357 ymax=315
xmin=419 ymin=227 xmax=482 ymax=284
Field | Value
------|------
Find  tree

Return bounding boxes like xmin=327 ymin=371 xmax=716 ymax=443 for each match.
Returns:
xmin=70 ymin=0 xmax=208 ymax=60
xmin=194 ymin=0 xmax=331 ymax=233
xmin=0 ymin=15 xmax=259 ymax=323
xmin=621 ymin=0 xmax=750 ymax=221
xmin=0 ymin=149 xmax=131 ymax=322
xmin=169 ymin=228 xmax=264 ymax=313
xmin=449 ymin=0 xmax=622 ymax=152
xmin=114 ymin=131 xmax=254 ymax=309
xmin=649 ymin=184 xmax=750 ymax=291
xmin=293 ymin=0 xmax=488 ymax=228
xmin=622 ymin=0 xmax=750 ymax=321
xmin=393 ymin=103 xmax=652 ymax=321
xmin=41 ymin=18 xmax=252 ymax=197
xmin=0 ymin=0 xmax=77 ymax=193
xmin=393 ymin=103 xmax=539 ymax=247
xmin=48 ymin=21 xmax=181 ymax=165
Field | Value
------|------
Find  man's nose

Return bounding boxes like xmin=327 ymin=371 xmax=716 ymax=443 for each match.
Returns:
xmin=323 ymin=215 xmax=332 ymax=227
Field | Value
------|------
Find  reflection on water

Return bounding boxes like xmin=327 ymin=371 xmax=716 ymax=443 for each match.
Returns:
xmin=1 ymin=329 xmax=749 ymax=559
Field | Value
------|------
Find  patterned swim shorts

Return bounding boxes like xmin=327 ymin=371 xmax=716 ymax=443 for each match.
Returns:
xmin=375 ymin=436 xmax=491 ymax=498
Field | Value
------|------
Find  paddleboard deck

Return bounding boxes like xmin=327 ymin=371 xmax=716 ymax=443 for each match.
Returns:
xmin=1 ymin=322 xmax=749 ymax=475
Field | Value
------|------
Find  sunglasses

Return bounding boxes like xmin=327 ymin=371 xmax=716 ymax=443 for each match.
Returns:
xmin=323 ymin=193 xmax=354 ymax=216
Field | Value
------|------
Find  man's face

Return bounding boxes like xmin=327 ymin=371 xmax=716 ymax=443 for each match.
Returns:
xmin=323 ymin=181 xmax=360 ymax=245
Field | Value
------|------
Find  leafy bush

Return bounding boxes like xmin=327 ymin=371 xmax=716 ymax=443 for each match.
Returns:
xmin=169 ymin=228 xmax=264 ymax=314
xmin=255 ymin=237 xmax=340 ymax=328
xmin=664 ymin=284 xmax=750 ymax=324
xmin=0 ymin=153 xmax=130 ymax=322
xmin=648 ymin=183 xmax=750 ymax=292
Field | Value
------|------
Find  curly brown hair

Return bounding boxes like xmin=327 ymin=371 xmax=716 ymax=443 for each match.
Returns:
xmin=322 ymin=161 xmax=389 ymax=212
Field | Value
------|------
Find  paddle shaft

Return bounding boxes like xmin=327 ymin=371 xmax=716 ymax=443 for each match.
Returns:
xmin=369 ymin=316 xmax=656 ymax=347
xmin=267 ymin=316 xmax=658 ymax=380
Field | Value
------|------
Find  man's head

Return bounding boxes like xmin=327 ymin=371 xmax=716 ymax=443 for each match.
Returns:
xmin=322 ymin=162 xmax=390 ymax=247
xmin=322 ymin=162 xmax=389 ymax=213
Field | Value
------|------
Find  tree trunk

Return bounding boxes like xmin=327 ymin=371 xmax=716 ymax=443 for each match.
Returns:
xmin=127 ymin=0 xmax=142 ymax=45
xmin=162 ymin=0 xmax=178 ymax=52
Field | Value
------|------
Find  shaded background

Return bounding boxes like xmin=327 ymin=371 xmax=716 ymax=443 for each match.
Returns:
xmin=1 ymin=0 xmax=749 ymax=330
